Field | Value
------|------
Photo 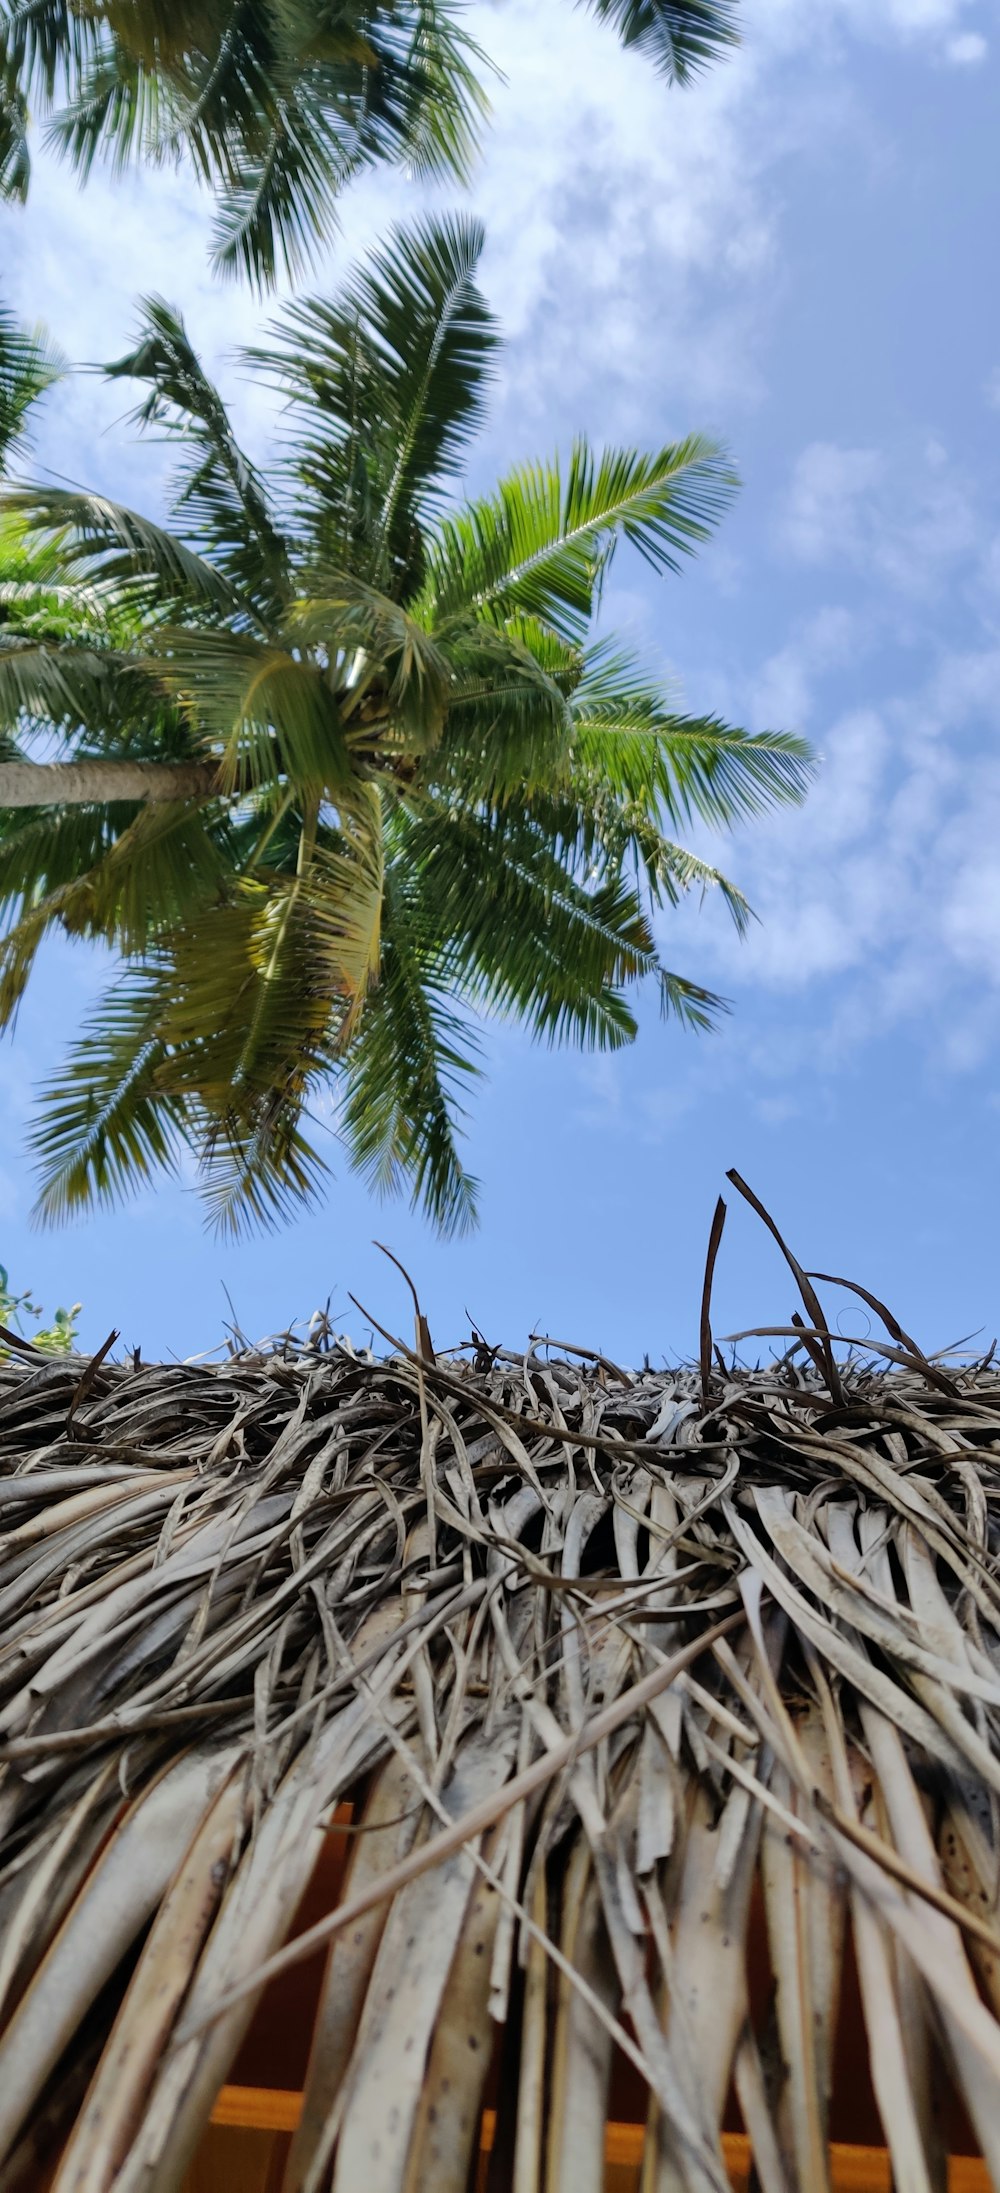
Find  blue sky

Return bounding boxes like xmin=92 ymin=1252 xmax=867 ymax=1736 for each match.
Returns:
xmin=2 ymin=0 xmax=999 ymax=1364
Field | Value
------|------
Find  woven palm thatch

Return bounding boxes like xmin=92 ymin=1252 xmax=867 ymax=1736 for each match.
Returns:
xmin=1 ymin=1185 xmax=1000 ymax=2193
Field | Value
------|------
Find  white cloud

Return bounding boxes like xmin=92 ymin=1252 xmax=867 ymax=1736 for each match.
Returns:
xmin=2 ymin=0 xmax=986 ymax=497
xmin=943 ymin=862 xmax=1000 ymax=969
xmin=748 ymin=606 xmax=860 ymax=731
xmin=756 ymin=0 xmax=988 ymax=56
xmin=755 ymin=1092 xmax=800 ymax=1126
xmin=3 ymin=6 xmax=781 ymax=452
xmin=648 ymin=418 xmax=1000 ymax=1060
xmin=944 ymin=30 xmax=990 ymax=59
xmin=780 ymin=436 xmax=985 ymax=597
xmin=807 ymin=709 xmax=892 ymax=847
xmin=678 ymin=701 xmax=899 ymax=991
xmin=834 ymin=0 xmax=986 ymax=38
xmin=660 ymin=627 xmax=1000 ymax=1058
xmin=781 ymin=445 xmax=885 ymax=563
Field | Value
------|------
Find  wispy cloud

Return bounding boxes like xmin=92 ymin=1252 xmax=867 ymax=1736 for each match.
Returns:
xmin=5 ymin=0 xmax=989 ymax=498
xmin=811 ymin=0 xmax=988 ymax=45
xmin=613 ymin=407 xmax=1000 ymax=1112
xmin=944 ymin=30 xmax=990 ymax=61
xmin=780 ymin=437 xmax=985 ymax=597
xmin=666 ymin=626 xmax=1000 ymax=1033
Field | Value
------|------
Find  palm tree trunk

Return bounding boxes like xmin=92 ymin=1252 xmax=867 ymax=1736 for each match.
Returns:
xmin=0 ymin=759 xmax=220 ymax=807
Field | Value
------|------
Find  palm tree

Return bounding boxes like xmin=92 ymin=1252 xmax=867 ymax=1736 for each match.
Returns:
xmin=0 ymin=218 xmax=808 ymax=1236
xmin=0 ymin=1 xmax=739 ymax=289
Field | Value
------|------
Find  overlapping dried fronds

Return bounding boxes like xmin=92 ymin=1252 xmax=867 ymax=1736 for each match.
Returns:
xmin=2 ymin=1198 xmax=1000 ymax=2191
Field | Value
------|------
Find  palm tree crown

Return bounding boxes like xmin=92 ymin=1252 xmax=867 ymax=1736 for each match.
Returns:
xmin=0 ymin=220 xmax=808 ymax=1236
xmin=0 ymin=1 xmax=739 ymax=288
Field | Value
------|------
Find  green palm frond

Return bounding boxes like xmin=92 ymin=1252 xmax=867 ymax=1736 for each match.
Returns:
xmin=0 ymin=299 xmax=62 ymax=464
xmin=208 ymin=84 xmax=357 ymax=292
xmin=517 ymin=764 xmax=754 ymax=939
xmin=0 ymin=882 xmax=72 ymax=1024
xmin=0 ymin=571 xmax=114 ymax=632
xmin=0 ymin=510 xmax=151 ymax=644
xmin=0 ymin=80 xmax=29 ymax=200
xmin=0 ymin=801 xmax=124 ymax=919
xmin=150 ymin=629 xmax=352 ymax=795
xmin=46 ymin=37 xmax=165 ymax=183
xmin=0 ymin=634 xmax=165 ymax=744
xmin=374 ymin=0 xmax=490 ymax=182
xmin=104 ymin=297 xmax=289 ymax=612
xmin=392 ymin=802 xmax=655 ymax=1050
xmin=582 ymin=0 xmax=738 ymax=78
xmin=657 ymin=964 xmax=728 ymax=1026
xmin=252 ymin=213 xmax=498 ymax=591
xmin=627 ymin=713 xmax=812 ymax=825
xmin=346 ymin=213 xmax=496 ymax=568
xmin=173 ymin=802 xmax=384 ymax=1236
xmin=0 ymin=792 xmax=228 ymax=945
xmin=285 ymin=584 xmax=451 ymax=750
xmin=569 ymin=645 xmax=813 ymax=826
xmin=149 ymin=875 xmax=343 ymax=1234
xmin=154 ymin=812 xmax=382 ymax=1110
xmin=645 ymin=836 xmax=751 ymax=928
xmin=428 ymin=616 xmax=576 ymax=800
xmin=29 ymin=964 xmax=189 ymax=1223
xmin=195 ymin=1099 xmax=329 ymax=1236
xmin=1 ymin=486 xmax=246 ymax=613
xmin=309 ymin=789 xmax=384 ymax=1043
xmin=5 ymin=0 xmax=488 ymax=293
xmin=0 ymin=2 xmax=106 ymax=103
xmin=340 ymin=861 xmax=480 ymax=1234
xmin=154 ymin=885 xmax=328 ymax=1109
xmin=68 ymin=798 xmax=232 ymax=952
xmin=420 ymin=435 xmax=737 ymax=640
xmin=204 ymin=6 xmax=488 ymax=288
xmin=341 ymin=1009 xmax=481 ymax=1235
xmin=0 ymin=792 xmax=228 ymax=1026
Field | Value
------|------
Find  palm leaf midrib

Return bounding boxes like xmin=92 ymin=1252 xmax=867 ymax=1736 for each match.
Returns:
xmin=436 ymin=440 xmax=728 ymax=618
xmin=371 ymin=261 xmax=479 ymax=584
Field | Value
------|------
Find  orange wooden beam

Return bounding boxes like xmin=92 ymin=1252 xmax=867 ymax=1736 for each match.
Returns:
xmin=210 ymin=2087 xmax=302 ymax=2133
xmin=208 ymin=2088 xmax=990 ymax=2191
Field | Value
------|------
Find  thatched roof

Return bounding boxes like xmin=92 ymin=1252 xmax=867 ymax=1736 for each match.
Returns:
xmin=1 ymin=1206 xmax=1000 ymax=2192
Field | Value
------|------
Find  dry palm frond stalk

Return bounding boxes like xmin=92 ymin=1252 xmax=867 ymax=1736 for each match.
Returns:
xmin=2 ymin=1200 xmax=1000 ymax=2191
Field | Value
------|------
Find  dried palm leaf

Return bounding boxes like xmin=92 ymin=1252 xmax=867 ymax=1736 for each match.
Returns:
xmin=0 ymin=1193 xmax=999 ymax=2190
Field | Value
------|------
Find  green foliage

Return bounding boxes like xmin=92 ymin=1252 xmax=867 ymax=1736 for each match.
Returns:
xmin=0 ymin=219 xmax=812 ymax=1237
xmin=0 ymin=0 xmax=490 ymax=291
xmin=0 ymin=1263 xmax=81 ymax=1354
xmin=0 ymin=1 xmax=738 ymax=290
xmin=586 ymin=0 xmax=738 ymax=75
xmin=0 ymin=300 xmax=62 ymax=467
